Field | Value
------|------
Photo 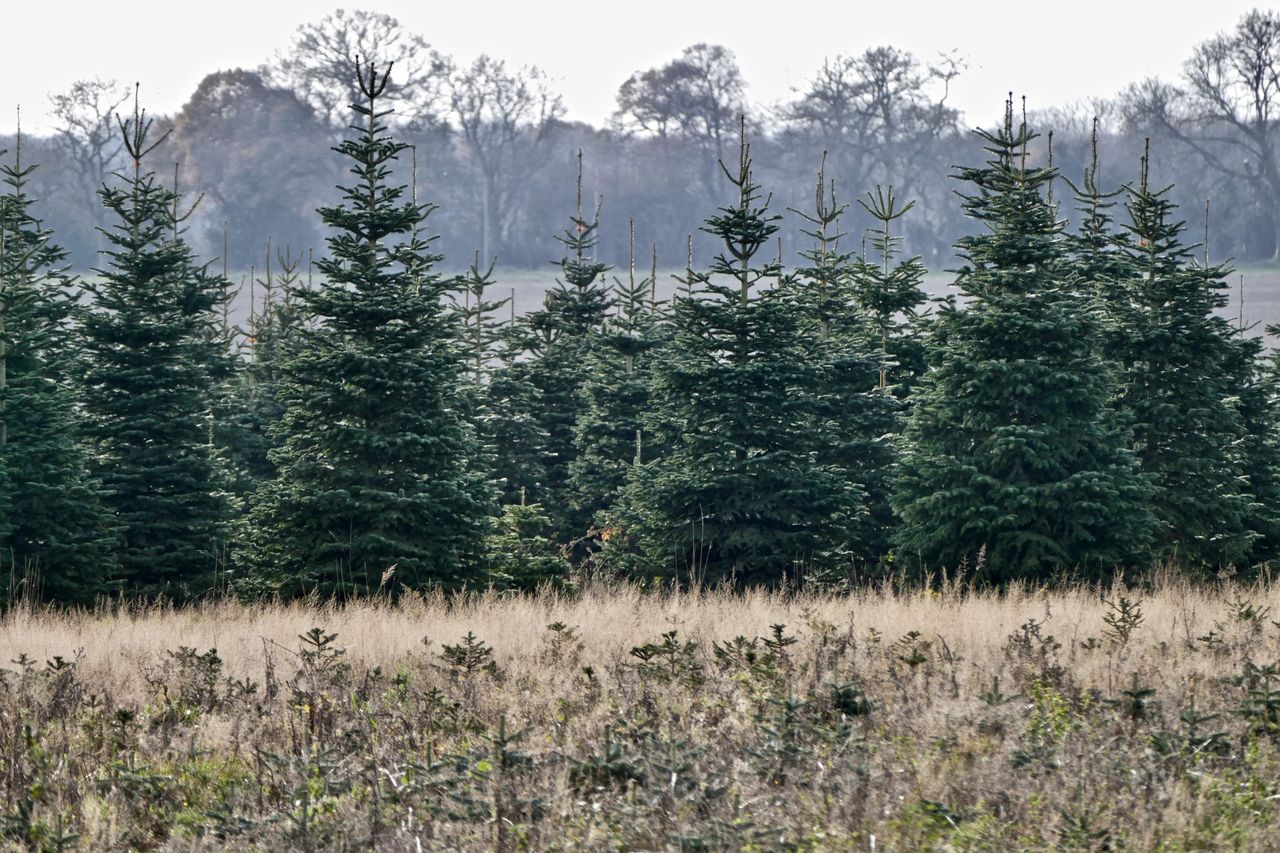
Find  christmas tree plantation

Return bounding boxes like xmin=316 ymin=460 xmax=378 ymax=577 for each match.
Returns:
xmin=4 ymin=70 xmax=1280 ymax=601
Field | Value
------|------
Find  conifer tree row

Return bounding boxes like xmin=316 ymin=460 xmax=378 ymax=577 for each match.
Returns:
xmin=11 ymin=73 xmax=1280 ymax=600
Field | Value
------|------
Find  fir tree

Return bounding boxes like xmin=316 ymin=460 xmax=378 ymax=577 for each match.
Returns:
xmin=1108 ymin=145 xmax=1257 ymax=565
xmin=568 ymin=224 xmax=663 ymax=547
xmin=785 ymin=162 xmax=899 ymax=563
xmin=482 ymin=492 xmax=571 ymax=590
xmin=850 ymin=184 xmax=930 ymax=398
xmin=483 ymin=347 xmax=550 ymax=507
xmin=521 ymin=152 xmax=612 ymax=538
xmin=446 ymin=254 xmax=549 ymax=507
xmin=0 ymin=134 xmax=114 ymax=603
xmin=1065 ymin=120 xmax=1133 ymax=313
xmin=449 ymin=252 xmax=509 ymax=387
xmin=219 ymin=242 xmax=307 ymax=499
xmin=245 ymin=61 xmax=491 ymax=598
xmin=620 ymin=123 xmax=862 ymax=585
xmin=1232 ymin=327 xmax=1280 ymax=563
xmin=892 ymin=101 xmax=1155 ymax=579
xmin=79 ymin=94 xmax=232 ymax=598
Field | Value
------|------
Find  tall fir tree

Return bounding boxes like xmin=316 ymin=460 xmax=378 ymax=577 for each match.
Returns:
xmin=0 ymin=134 xmax=115 ymax=603
xmin=245 ymin=62 xmax=491 ymax=598
xmin=892 ymin=101 xmax=1155 ymax=579
xmin=784 ymin=163 xmax=900 ymax=564
xmin=618 ymin=123 xmax=862 ymax=585
xmin=1104 ymin=144 xmax=1256 ymax=566
xmin=568 ymin=224 xmax=663 ymax=548
xmin=521 ymin=152 xmax=612 ymax=539
xmin=79 ymin=94 xmax=232 ymax=598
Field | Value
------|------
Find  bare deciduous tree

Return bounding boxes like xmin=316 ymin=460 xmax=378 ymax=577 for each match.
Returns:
xmin=1123 ymin=9 xmax=1280 ymax=259
xmin=447 ymin=56 xmax=565 ymax=262
xmin=266 ymin=9 xmax=449 ymax=130
xmin=170 ymin=69 xmax=333 ymax=267
xmin=614 ymin=44 xmax=745 ymax=155
xmin=781 ymin=47 xmax=962 ymax=200
xmin=49 ymin=78 xmax=130 ymax=204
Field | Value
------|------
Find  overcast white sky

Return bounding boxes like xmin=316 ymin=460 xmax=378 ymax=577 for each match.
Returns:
xmin=2 ymin=0 xmax=1265 ymax=135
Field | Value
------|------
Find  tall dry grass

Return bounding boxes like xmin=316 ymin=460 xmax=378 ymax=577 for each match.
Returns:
xmin=0 ymin=575 xmax=1262 ymax=701
xmin=3 ymin=576 xmax=1280 ymax=850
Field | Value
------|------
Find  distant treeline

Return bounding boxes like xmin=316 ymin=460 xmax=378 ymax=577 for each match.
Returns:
xmin=4 ymin=8 xmax=1280 ymax=272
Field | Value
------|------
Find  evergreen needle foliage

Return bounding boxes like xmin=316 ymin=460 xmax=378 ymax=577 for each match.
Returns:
xmin=449 ymin=252 xmax=509 ymax=387
xmin=482 ymin=495 xmax=571 ymax=590
xmin=569 ymin=224 xmax=662 ymax=550
xmin=245 ymin=61 xmax=491 ymax=598
xmin=219 ymin=243 xmax=308 ymax=500
xmin=0 ymin=136 xmax=114 ymax=603
xmin=521 ymin=151 xmax=612 ymax=541
xmin=850 ymin=182 xmax=931 ymax=399
xmin=79 ymin=94 xmax=232 ymax=599
xmin=1108 ymin=144 xmax=1258 ymax=565
xmin=892 ymin=100 xmax=1155 ymax=579
xmin=481 ymin=348 xmax=550 ymax=509
xmin=785 ymin=161 xmax=901 ymax=563
xmin=619 ymin=122 xmax=862 ymax=585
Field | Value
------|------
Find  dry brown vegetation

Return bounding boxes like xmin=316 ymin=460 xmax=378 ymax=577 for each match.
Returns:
xmin=4 ymin=577 xmax=1280 ymax=850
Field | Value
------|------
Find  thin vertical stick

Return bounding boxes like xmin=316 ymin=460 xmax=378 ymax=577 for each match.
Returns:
xmin=411 ymin=144 xmax=418 ymax=207
xmin=1204 ymin=200 xmax=1210 ymax=269
xmin=264 ymin=238 xmax=273 ymax=334
xmin=248 ymin=264 xmax=256 ymax=342
xmin=172 ymin=162 xmax=180 ymax=241
xmin=1239 ymin=274 xmax=1245 ymax=334
xmin=1046 ymin=130 xmax=1055 ymax=207
xmin=685 ymin=235 xmax=694 ymax=300
xmin=650 ymin=243 xmax=658 ymax=309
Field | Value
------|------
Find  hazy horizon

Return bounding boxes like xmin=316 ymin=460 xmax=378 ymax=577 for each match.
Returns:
xmin=3 ymin=0 xmax=1264 ymax=135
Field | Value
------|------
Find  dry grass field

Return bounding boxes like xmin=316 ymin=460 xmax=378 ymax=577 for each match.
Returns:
xmin=4 ymin=577 xmax=1280 ymax=849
